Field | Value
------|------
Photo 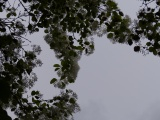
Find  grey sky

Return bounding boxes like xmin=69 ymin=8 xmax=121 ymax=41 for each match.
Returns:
xmin=71 ymin=1 xmax=160 ymax=120
xmin=72 ymin=39 xmax=160 ymax=120
xmin=9 ymin=0 xmax=160 ymax=120
xmin=34 ymin=0 xmax=160 ymax=120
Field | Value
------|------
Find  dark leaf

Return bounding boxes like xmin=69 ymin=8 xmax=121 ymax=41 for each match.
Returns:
xmin=134 ymin=46 xmax=140 ymax=52
xmin=50 ymin=78 xmax=57 ymax=84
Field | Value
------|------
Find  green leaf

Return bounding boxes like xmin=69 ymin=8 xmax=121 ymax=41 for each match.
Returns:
xmin=107 ymin=0 xmax=118 ymax=9
xmin=53 ymin=64 xmax=60 ymax=67
xmin=153 ymin=50 xmax=157 ymax=55
xmin=77 ymin=13 xmax=84 ymax=20
xmin=68 ymin=79 xmax=74 ymax=83
xmin=82 ymin=32 xmax=87 ymax=38
xmin=28 ymin=24 xmax=32 ymax=30
xmin=17 ymin=80 xmax=22 ymax=85
xmin=14 ymin=118 xmax=19 ymax=120
xmin=22 ymin=98 xmax=28 ymax=103
xmin=0 ymin=7 xmax=2 ymax=12
xmin=61 ymin=82 xmax=66 ymax=88
xmin=55 ymin=67 xmax=60 ymax=71
xmin=119 ymin=11 xmax=124 ymax=16
xmin=69 ymin=36 xmax=73 ymax=41
xmin=35 ymin=96 xmax=39 ymax=99
xmin=31 ymin=91 xmax=36 ymax=96
xmin=50 ymin=78 xmax=57 ymax=84
xmin=35 ymin=28 xmax=39 ymax=32
xmin=132 ymin=35 xmax=140 ymax=41
xmin=60 ymin=75 xmax=66 ymax=80
xmin=6 ymin=13 xmax=11 ymax=18
xmin=12 ymin=12 xmax=17 ymax=16
xmin=69 ymin=50 xmax=77 ymax=57
xmin=146 ymin=42 xmax=151 ymax=46
xmin=32 ymin=16 xmax=37 ymax=22
xmin=134 ymin=46 xmax=140 ymax=52
xmin=84 ymin=41 xmax=90 ymax=45
xmin=11 ymin=108 xmax=16 ymax=111
xmin=26 ymin=68 xmax=32 ymax=75
xmin=69 ymin=98 xmax=75 ymax=104
xmin=44 ymin=29 xmax=49 ymax=33
xmin=149 ymin=47 xmax=154 ymax=52
xmin=89 ymin=44 xmax=94 ymax=49
xmin=18 ymin=88 xmax=23 ymax=93
xmin=23 ymin=0 xmax=27 ymax=3
xmin=41 ymin=103 xmax=46 ymax=107
xmin=1 ymin=28 xmax=6 ymax=32
xmin=128 ymin=40 xmax=133 ymax=46
xmin=32 ymin=97 xmax=35 ymax=102
xmin=107 ymin=33 xmax=113 ymax=38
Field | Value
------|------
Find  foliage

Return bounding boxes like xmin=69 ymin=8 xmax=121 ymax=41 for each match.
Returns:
xmin=0 ymin=0 xmax=160 ymax=119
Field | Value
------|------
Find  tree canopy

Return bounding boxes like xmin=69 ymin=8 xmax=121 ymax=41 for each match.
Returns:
xmin=0 ymin=0 xmax=160 ymax=119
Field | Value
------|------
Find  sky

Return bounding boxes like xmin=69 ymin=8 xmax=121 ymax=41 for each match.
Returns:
xmin=8 ymin=0 xmax=160 ymax=120
xmin=72 ymin=0 xmax=160 ymax=120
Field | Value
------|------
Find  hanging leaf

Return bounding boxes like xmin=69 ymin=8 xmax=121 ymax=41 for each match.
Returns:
xmin=134 ymin=46 xmax=140 ymax=52
xmin=107 ymin=33 xmax=113 ymax=38
xmin=53 ymin=64 xmax=60 ymax=67
xmin=50 ymin=78 xmax=57 ymax=84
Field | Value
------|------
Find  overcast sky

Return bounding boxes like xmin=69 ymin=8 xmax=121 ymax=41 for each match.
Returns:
xmin=10 ymin=0 xmax=160 ymax=120
xmin=72 ymin=0 xmax=160 ymax=120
